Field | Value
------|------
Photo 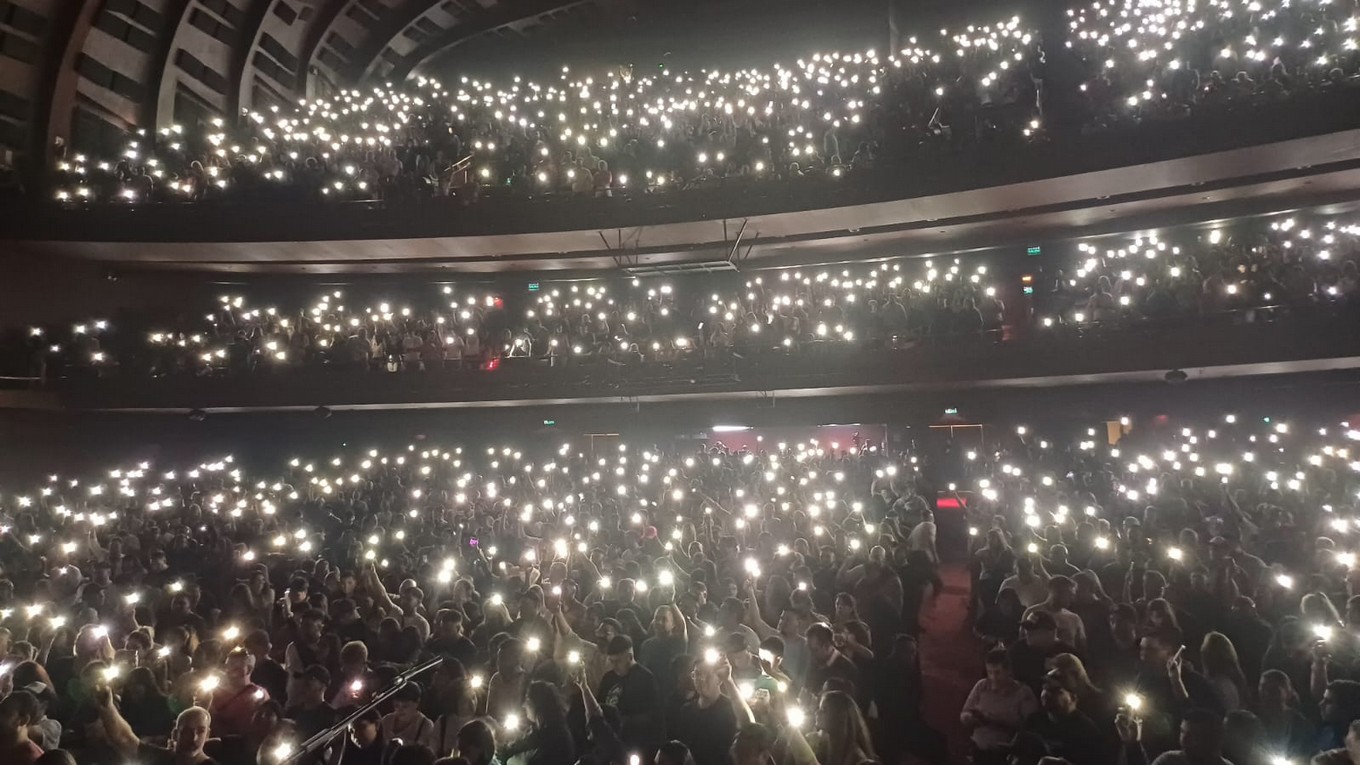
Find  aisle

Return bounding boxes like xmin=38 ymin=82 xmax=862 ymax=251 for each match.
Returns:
xmin=917 ymin=563 xmax=983 ymax=764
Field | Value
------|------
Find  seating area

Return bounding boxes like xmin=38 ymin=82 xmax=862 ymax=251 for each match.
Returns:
xmin=8 ymin=206 xmax=1357 ymax=385
xmin=43 ymin=0 xmax=1360 ymax=209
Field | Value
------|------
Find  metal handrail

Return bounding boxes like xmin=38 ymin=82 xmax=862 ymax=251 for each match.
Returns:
xmin=277 ymin=655 xmax=443 ymax=765
xmin=448 ymin=154 xmax=473 ymax=174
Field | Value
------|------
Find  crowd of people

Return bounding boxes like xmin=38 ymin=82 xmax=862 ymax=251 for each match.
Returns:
xmin=42 ymin=0 xmax=1360 ymax=207
xmin=9 ymin=206 xmax=1359 ymax=382
xmin=0 ymin=410 xmax=1356 ymax=765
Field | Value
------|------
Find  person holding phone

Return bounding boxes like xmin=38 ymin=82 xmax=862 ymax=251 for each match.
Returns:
xmin=1135 ymin=629 xmax=1223 ymax=757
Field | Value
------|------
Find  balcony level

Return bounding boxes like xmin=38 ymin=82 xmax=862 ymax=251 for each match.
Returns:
xmin=46 ymin=309 xmax=1360 ymax=413
xmin=6 ymin=95 xmax=1360 ymax=275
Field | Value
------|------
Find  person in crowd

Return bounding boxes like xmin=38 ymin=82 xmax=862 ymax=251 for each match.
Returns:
xmin=118 ymin=667 xmax=177 ymax=738
xmin=1009 ymin=612 xmax=1076 ymax=694
xmin=1022 ymin=576 xmax=1087 ymax=652
xmin=337 ymin=708 xmax=386 ymax=765
xmin=803 ymin=623 xmax=860 ymax=698
xmin=94 ymin=684 xmax=218 ymax=765
xmin=453 ymin=719 xmax=498 ymax=765
xmin=1199 ymin=632 xmax=1250 ymax=713
xmin=962 ymin=648 xmax=1039 ymax=763
xmin=1312 ymin=719 xmax=1360 ymax=765
xmin=595 ymin=635 xmax=662 ymax=755
xmin=206 ymin=648 xmax=268 ymax=737
xmin=1001 ymin=557 xmax=1052 ymax=610
xmin=670 ymin=657 xmax=743 ymax=765
xmin=1257 ymin=669 xmax=1318 ymax=759
xmin=1020 ymin=671 xmax=1107 ymax=765
xmin=0 ymin=690 xmax=45 ymax=765
xmin=498 ymin=681 xmax=574 ymax=765
xmin=0 ymin=412 xmax=1358 ymax=765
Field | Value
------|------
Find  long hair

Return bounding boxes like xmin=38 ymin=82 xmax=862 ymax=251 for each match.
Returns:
xmin=819 ymin=691 xmax=876 ymax=765
xmin=1201 ymin=632 xmax=1249 ymax=703
xmin=1073 ymin=570 xmax=1113 ymax=605
xmin=1049 ymin=653 xmax=1102 ymax=697
xmin=524 ymin=681 xmax=566 ymax=730
xmin=1301 ymin=592 xmax=1343 ymax=625
xmin=1144 ymin=598 xmax=1181 ymax=631
xmin=653 ymin=604 xmax=688 ymax=643
xmin=124 ymin=666 xmax=168 ymax=701
xmin=455 ymin=720 xmax=496 ymax=765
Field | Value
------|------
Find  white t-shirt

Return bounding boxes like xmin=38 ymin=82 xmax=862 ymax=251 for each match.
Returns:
xmin=1000 ymin=575 xmax=1049 ymax=608
xmin=1022 ymin=603 xmax=1087 ymax=648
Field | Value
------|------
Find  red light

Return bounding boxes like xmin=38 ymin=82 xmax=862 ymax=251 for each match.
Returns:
xmin=492 ymin=297 xmax=504 ymax=309
xmin=483 ymin=357 xmax=501 ymax=371
xmin=937 ymin=497 xmax=965 ymax=510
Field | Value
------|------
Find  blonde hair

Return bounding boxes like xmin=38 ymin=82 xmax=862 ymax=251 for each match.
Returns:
xmin=1201 ymin=632 xmax=1249 ymax=701
xmin=1050 ymin=653 xmax=1102 ymax=696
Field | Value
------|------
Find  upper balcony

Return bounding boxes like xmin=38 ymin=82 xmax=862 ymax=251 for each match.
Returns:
xmin=6 ymin=0 xmax=1360 ymax=273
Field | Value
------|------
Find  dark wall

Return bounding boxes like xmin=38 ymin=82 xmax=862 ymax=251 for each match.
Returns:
xmin=5 ymin=369 xmax=1359 ymax=485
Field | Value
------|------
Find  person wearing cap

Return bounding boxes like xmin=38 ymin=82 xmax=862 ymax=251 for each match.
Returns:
xmin=1019 ymin=670 xmax=1106 ymax=765
xmin=722 ymin=632 xmax=778 ymax=695
xmin=206 ymin=648 xmax=267 ymax=738
xmin=285 ymin=608 xmax=340 ymax=705
xmin=243 ymin=630 xmax=288 ymax=705
xmin=284 ymin=665 xmax=337 ymax=742
xmin=381 ymin=681 xmax=437 ymax=750
xmin=1009 ymin=611 xmax=1076 ymax=694
xmin=596 ymin=634 xmax=662 ymax=755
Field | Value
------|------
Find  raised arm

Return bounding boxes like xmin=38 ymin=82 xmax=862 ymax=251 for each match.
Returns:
xmin=95 ymin=686 xmax=142 ymax=759
xmin=362 ymin=563 xmax=402 ymax=616
xmin=718 ymin=663 xmax=756 ymax=724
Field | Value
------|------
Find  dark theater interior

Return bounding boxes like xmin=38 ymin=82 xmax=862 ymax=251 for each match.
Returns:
xmin=2 ymin=1 xmax=1360 ymax=763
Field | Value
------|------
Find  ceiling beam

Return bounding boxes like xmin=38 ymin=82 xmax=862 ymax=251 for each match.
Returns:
xmin=150 ymin=0 xmax=197 ymax=129
xmin=377 ymin=0 xmax=595 ymax=85
xmin=31 ymin=0 xmax=100 ymax=189
xmin=231 ymin=0 xmax=280 ymax=116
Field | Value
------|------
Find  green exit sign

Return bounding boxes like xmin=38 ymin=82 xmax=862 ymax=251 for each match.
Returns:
xmin=528 ymin=282 xmax=541 ymax=292
xmin=1027 ymin=246 xmax=1042 ymax=256
xmin=543 ymin=419 xmax=556 ymax=426
xmin=944 ymin=407 xmax=959 ymax=415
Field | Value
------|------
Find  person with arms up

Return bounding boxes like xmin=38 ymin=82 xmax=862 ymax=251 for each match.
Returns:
xmin=95 ymin=684 xmax=219 ymax=765
xmin=670 ymin=657 xmax=753 ymax=765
